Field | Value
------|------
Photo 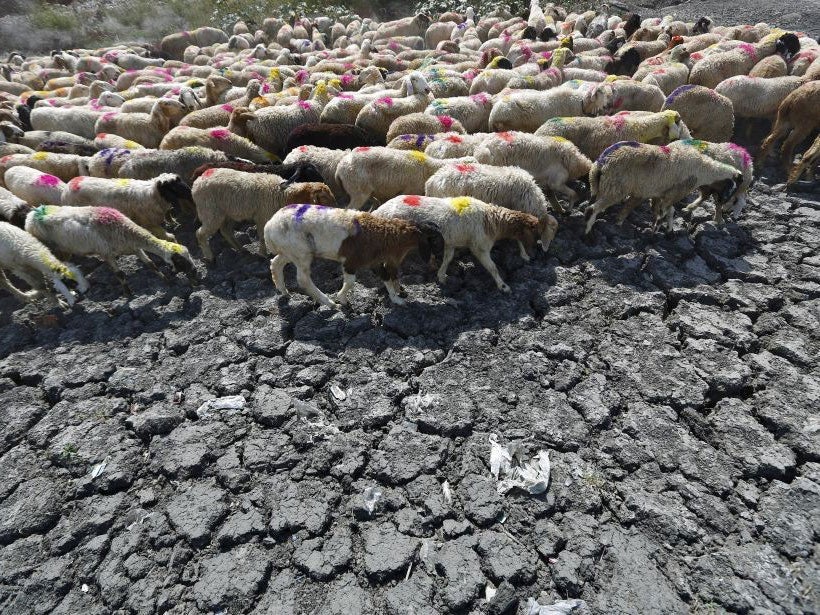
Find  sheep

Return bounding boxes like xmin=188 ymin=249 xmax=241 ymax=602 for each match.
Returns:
xmin=61 ymin=173 xmax=192 ymax=240
xmin=86 ymin=147 xmax=146 ymax=178
xmin=595 ymin=79 xmax=666 ymax=114
xmin=787 ymin=133 xmax=820 ymax=185
xmin=374 ymin=195 xmax=541 ymax=292
xmin=29 ymin=106 xmax=110 ymax=140
xmin=424 ymin=132 xmax=492 ymax=158
xmin=714 ymin=75 xmax=803 ymax=119
xmin=189 ymin=160 xmax=325 ymax=185
xmin=25 ymin=205 xmax=196 ymax=295
xmin=749 ymin=54 xmax=788 ymax=78
xmin=94 ymin=133 xmax=144 ymax=150
xmin=668 ymin=139 xmax=754 ymax=223
xmin=660 ymin=84 xmax=734 ymax=143
xmin=282 ymin=145 xmax=349 ymax=203
xmin=387 ymin=133 xmax=440 ymax=152
xmin=118 ymin=147 xmax=229 ymax=183
xmin=0 ymin=185 xmax=31 ymax=227
xmin=13 ymin=129 xmax=93 ymax=150
xmin=0 ymin=152 xmax=88 ymax=185
xmin=583 ymin=141 xmax=744 ymax=233
xmin=265 ymin=205 xmax=433 ymax=308
xmin=640 ymin=62 xmax=690 ymax=95
xmin=355 ymin=73 xmax=433 ymax=141
xmin=374 ymin=14 xmax=432 ymax=40
xmin=0 ymin=220 xmax=86 ymax=307
xmin=424 ymin=161 xmax=558 ymax=251
xmin=426 ymin=92 xmax=496 ymax=133
xmin=3 ymin=166 xmax=66 ymax=206
xmin=688 ymin=31 xmax=801 ymax=89
xmin=385 ymin=113 xmax=465 ymax=144
xmin=757 ymin=80 xmax=820 ymax=173
xmin=487 ymin=83 xmax=609 ymax=132
xmin=178 ymin=79 xmax=262 ymax=129
xmin=159 ymin=125 xmax=276 ymax=163
xmin=284 ymin=123 xmax=383 ymax=153
xmin=93 ymin=99 xmax=189 ymax=149
xmin=191 ymin=167 xmax=336 ymax=261
xmin=474 ymin=131 xmax=592 ymax=211
xmin=161 ymin=27 xmax=229 ymax=61
xmin=535 ymin=110 xmax=691 ymax=160
xmin=335 ymin=147 xmax=475 ymax=210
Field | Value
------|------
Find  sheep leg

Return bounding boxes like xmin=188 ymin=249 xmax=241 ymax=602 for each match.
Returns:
xmin=0 ymin=269 xmax=37 ymax=303
xmin=470 ymin=245 xmax=510 ymax=293
xmin=683 ymin=191 xmax=706 ymax=214
xmin=219 ymin=220 xmax=244 ymax=252
xmin=105 ymin=259 xmax=132 ymax=296
xmin=334 ymin=271 xmax=357 ymax=305
xmin=546 ymin=189 xmax=567 ymax=214
xmin=64 ymin=263 xmax=89 ymax=294
xmin=517 ymin=240 xmax=531 ymax=262
xmin=584 ymin=198 xmax=617 ymax=234
xmin=50 ymin=276 xmax=75 ymax=307
xmin=269 ymin=255 xmax=290 ymax=296
xmin=756 ymin=121 xmax=790 ymax=168
xmin=553 ymin=183 xmax=579 ymax=209
xmin=377 ymin=263 xmax=406 ymax=306
xmin=137 ymin=250 xmax=168 ymax=281
xmin=780 ymin=126 xmax=812 ymax=176
xmin=195 ymin=225 xmax=216 ymax=262
xmin=347 ymin=192 xmax=371 ymax=211
xmin=294 ymin=258 xmax=338 ymax=309
xmin=150 ymin=225 xmax=176 ymax=242
xmin=615 ymin=197 xmax=644 ymax=226
xmin=437 ymin=246 xmax=455 ymax=283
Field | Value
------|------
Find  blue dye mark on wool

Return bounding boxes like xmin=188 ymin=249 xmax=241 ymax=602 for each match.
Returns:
xmin=665 ymin=84 xmax=696 ymax=105
xmin=415 ymin=134 xmax=427 ymax=148
xmin=293 ymin=204 xmax=311 ymax=221
xmin=596 ymin=141 xmax=641 ymax=165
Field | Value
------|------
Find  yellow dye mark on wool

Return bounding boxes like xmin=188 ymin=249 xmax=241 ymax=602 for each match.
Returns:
xmin=123 ymin=140 xmax=140 ymax=148
xmin=31 ymin=152 xmax=49 ymax=160
xmin=408 ymin=150 xmax=427 ymax=163
xmin=41 ymin=251 xmax=75 ymax=279
xmin=269 ymin=68 xmax=281 ymax=80
xmin=116 ymin=178 xmax=131 ymax=186
xmin=550 ymin=136 xmax=569 ymax=143
xmin=450 ymin=197 xmax=471 ymax=214
xmin=604 ymin=75 xmax=621 ymax=82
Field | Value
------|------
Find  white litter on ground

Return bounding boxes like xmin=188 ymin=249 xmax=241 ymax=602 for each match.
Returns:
xmin=489 ymin=434 xmax=551 ymax=495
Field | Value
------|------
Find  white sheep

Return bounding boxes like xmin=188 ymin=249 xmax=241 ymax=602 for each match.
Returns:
xmin=0 ymin=185 xmax=30 ymax=226
xmin=94 ymin=99 xmax=189 ymax=149
xmin=583 ymin=141 xmax=744 ymax=233
xmin=265 ymin=205 xmax=432 ymax=308
xmin=30 ymin=105 xmax=111 ymax=140
xmin=160 ymin=125 xmax=276 ymax=163
xmin=374 ymin=195 xmax=542 ymax=292
xmin=487 ymin=83 xmax=609 ymax=132
xmin=714 ymin=75 xmax=803 ymax=118
xmin=119 ymin=146 xmax=229 ymax=182
xmin=3 ymin=166 xmax=66 ymax=206
xmin=190 ymin=166 xmax=336 ymax=261
xmin=474 ymin=131 xmax=592 ymax=211
xmin=385 ymin=113 xmax=465 ymax=143
xmin=0 ymin=152 xmax=89 ymax=185
xmin=640 ymin=62 xmax=690 ymax=95
xmin=0 ymin=219 xmax=86 ymax=307
xmin=425 ymin=92 xmax=496 ymax=133
xmin=25 ymin=205 xmax=196 ymax=295
xmin=424 ymin=160 xmax=558 ymax=252
xmin=661 ymin=84 xmax=735 ymax=143
xmin=282 ymin=145 xmax=349 ymax=203
xmin=61 ymin=173 xmax=191 ymax=240
xmin=424 ymin=132 xmax=492 ymax=159
xmin=87 ymin=147 xmax=143 ymax=178
xmin=594 ymin=79 xmax=666 ymax=114
xmin=534 ymin=110 xmax=690 ymax=160
xmin=355 ymin=73 xmax=433 ymax=141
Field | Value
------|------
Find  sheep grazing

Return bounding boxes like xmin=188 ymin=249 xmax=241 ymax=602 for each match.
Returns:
xmin=0 ymin=185 xmax=31 ymax=226
xmin=374 ymin=195 xmax=541 ymax=292
xmin=160 ymin=125 xmax=277 ymax=163
xmin=661 ymin=84 xmax=734 ymax=143
xmin=284 ymin=123 xmax=383 ymax=153
xmin=25 ymin=205 xmax=196 ymax=295
xmin=715 ymin=75 xmax=803 ymax=119
xmin=282 ymin=145 xmax=349 ymax=203
xmin=787 ymin=133 xmax=820 ymax=185
xmin=424 ymin=161 xmax=558 ymax=252
xmin=61 ymin=173 xmax=191 ymax=240
xmin=385 ymin=113 xmax=465 ymax=143
xmin=264 ymin=205 xmax=434 ymax=308
xmin=584 ymin=141 xmax=743 ymax=233
xmin=535 ymin=110 xmax=691 ymax=160
xmin=355 ymin=73 xmax=434 ymax=141
xmin=3 ymin=166 xmax=66 ymax=206
xmin=0 ymin=219 xmax=86 ymax=307
xmin=757 ymin=80 xmax=820 ymax=174
xmin=94 ymin=99 xmax=188 ymax=149
xmin=487 ymin=84 xmax=609 ymax=133
xmin=335 ymin=147 xmax=475 ymax=210
xmin=191 ymin=167 xmax=335 ymax=261
xmin=474 ymin=131 xmax=592 ymax=212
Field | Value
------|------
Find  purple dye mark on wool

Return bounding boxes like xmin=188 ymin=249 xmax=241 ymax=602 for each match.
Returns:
xmin=597 ymin=141 xmax=641 ymax=165
xmin=415 ymin=134 xmax=428 ymax=148
xmin=664 ymin=84 xmax=696 ymax=105
xmin=293 ymin=203 xmax=311 ymax=221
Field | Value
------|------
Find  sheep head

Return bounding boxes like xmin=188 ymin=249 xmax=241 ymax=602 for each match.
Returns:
xmin=582 ymin=83 xmax=613 ymax=116
xmin=97 ymin=91 xmax=125 ymax=107
xmin=405 ymin=72 xmax=432 ymax=96
xmin=693 ymin=16 xmax=713 ymax=35
xmin=775 ymin=33 xmax=800 ymax=61
xmin=155 ymin=173 xmax=194 ymax=210
xmin=537 ymin=214 xmax=559 ymax=251
xmin=178 ymin=87 xmax=202 ymax=111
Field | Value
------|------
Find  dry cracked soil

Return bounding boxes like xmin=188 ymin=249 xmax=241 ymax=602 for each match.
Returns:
xmin=1 ymin=2 xmax=820 ymax=614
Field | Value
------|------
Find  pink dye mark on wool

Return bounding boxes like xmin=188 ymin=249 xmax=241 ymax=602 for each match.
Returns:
xmin=171 ymin=87 xmax=181 ymax=95
xmin=388 ymin=41 xmax=400 ymax=51
xmin=608 ymin=114 xmax=627 ymax=130
xmin=341 ymin=73 xmax=355 ymax=86
xmin=94 ymin=207 xmax=125 ymax=225
xmin=470 ymin=93 xmax=490 ymax=104
xmin=261 ymin=82 xmax=271 ymax=93
xmin=446 ymin=135 xmax=463 ymax=143
xmin=220 ymin=104 xmax=234 ymax=112
xmin=343 ymin=62 xmax=354 ymax=69
xmin=201 ymin=168 xmax=216 ymax=179
xmin=455 ymin=163 xmax=475 ymax=174
xmin=67 ymin=176 xmax=85 ymax=192
xmin=438 ymin=116 xmax=454 ymax=130
xmin=497 ymin=131 xmax=515 ymax=143
xmin=521 ymin=46 xmax=533 ymax=59
xmin=210 ymin=128 xmax=231 ymax=140
xmin=297 ymin=100 xmax=312 ymax=110
xmin=296 ymin=69 xmax=309 ymax=83
xmin=36 ymin=174 xmax=61 ymax=187
xmin=727 ymin=143 xmax=752 ymax=168
xmin=738 ymin=43 xmax=757 ymax=61
xmin=89 ymin=99 xmax=102 ymax=110
xmin=659 ymin=145 xmax=671 ymax=154
xmin=354 ymin=146 xmax=371 ymax=153
xmin=337 ymin=92 xmax=353 ymax=99
xmin=298 ymin=146 xmax=309 ymax=153
xmin=101 ymin=112 xmax=118 ymax=122
xmin=376 ymin=96 xmax=394 ymax=107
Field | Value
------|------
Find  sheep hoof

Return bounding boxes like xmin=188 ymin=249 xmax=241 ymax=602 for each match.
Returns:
xmin=390 ymin=296 xmax=407 ymax=306
xmin=499 ymin=284 xmax=511 ymax=294
xmin=583 ymin=206 xmax=594 ymax=220
xmin=437 ymin=274 xmax=447 ymax=284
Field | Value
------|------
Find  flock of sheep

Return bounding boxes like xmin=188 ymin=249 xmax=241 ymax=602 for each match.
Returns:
xmin=0 ymin=3 xmax=818 ymax=310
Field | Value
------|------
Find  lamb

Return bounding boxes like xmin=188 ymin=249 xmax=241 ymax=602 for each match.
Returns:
xmin=0 ymin=185 xmax=31 ymax=226
xmin=424 ymin=132 xmax=492 ymax=158
xmin=93 ymin=133 xmax=143 ymax=150
xmin=424 ymin=161 xmax=558 ymax=251
xmin=29 ymin=105 xmax=110 ymax=140
xmin=159 ymin=125 xmax=276 ymax=163
xmin=189 ymin=161 xmax=325 ymax=185
xmin=749 ymin=54 xmax=788 ymax=78
xmin=425 ymin=92 xmax=496 ymax=133
xmin=535 ymin=110 xmax=691 ymax=160
xmin=191 ymin=167 xmax=336 ymax=261
xmin=594 ymin=79 xmax=666 ymax=114
xmin=282 ymin=145 xmax=349 ymax=203
xmin=284 ymin=123 xmax=383 ymax=153
xmin=0 ymin=219 xmax=86 ymax=307
xmin=355 ymin=73 xmax=433 ymax=141
xmin=25 ymin=205 xmax=196 ymax=295
xmin=61 ymin=173 xmax=192 ymax=240
xmin=487 ymin=84 xmax=609 ymax=132
xmin=787 ymin=133 xmax=820 ymax=185
xmin=335 ymin=147 xmax=475 ymax=210
xmin=714 ymin=75 xmax=803 ymax=118
xmin=474 ymin=131 xmax=592 ymax=211
xmin=385 ymin=113 xmax=465 ymax=144
xmin=265 ymin=204 xmax=434 ymax=308
xmin=374 ymin=195 xmax=541 ymax=292
xmin=0 ymin=152 xmax=89 ymax=185
xmin=3 ymin=166 xmax=66 ymax=206
xmin=660 ymin=84 xmax=734 ymax=142
xmin=387 ymin=133 xmax=439 ymax=152
xmin=666 ymin=139 xmax=754 ymax=224
xmin=583 ymin=141 xmax=744 ymax=233
xmin=93 ymin=99 xmax=189 ymax=149
xmin=756 ymin=80 xmax=820 ymax=173
xmin=118 ymin=146 xmax=230 ymax=182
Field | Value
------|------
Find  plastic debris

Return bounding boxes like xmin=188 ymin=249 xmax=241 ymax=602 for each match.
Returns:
xmin=442 ymin=480 xmax=452 ymax=505
xmin=196 ymin=395 xmax=246 ymax=418
xmin=485 ymin=581 xmax=497 ymax=601
xmin=527 ymin=598 xmax=589 ymax=614
xmin=81 ymin=584 xmax=89 ymax=593
xmin=363 ymin=486 xmax=382 ymax=515
xmin=329 ymin=384 xmax=347 ymax=402
xmin=489 ymin=434 xmax=551 ymax=495
xmin=90 ymin=456 xmax=110 ymax=480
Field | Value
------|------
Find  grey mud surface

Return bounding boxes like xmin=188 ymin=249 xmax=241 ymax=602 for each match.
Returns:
xmin=1 ymin=3 xmax=820 ymax=613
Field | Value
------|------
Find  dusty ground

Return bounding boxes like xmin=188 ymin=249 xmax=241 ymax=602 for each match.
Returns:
xmin=1 ymin=4 xmax=820 ymax=615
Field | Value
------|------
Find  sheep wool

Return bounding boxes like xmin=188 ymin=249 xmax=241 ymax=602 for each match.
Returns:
xmin=661 ymin=84 xmax=734 ymax=143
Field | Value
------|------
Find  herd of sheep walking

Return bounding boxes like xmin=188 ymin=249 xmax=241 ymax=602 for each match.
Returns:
xmin=0 ymin=4 xmax=818 ymax=310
